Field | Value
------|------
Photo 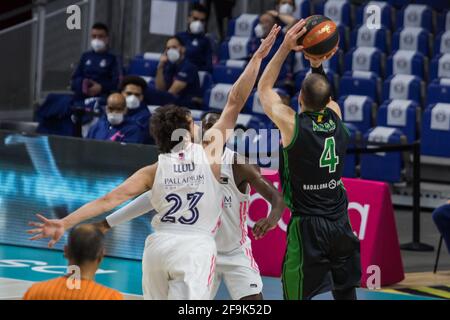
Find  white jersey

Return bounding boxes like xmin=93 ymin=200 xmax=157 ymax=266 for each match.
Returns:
xmin=151 ymin=143 xmax=223 ymax=236
xmin=215 ymin=148 xmax=251 ymax=252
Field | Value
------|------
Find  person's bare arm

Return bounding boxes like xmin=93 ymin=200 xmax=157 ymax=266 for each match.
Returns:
xmin=27 ymin=163 xmax=157 ymax=247
xmin=203 ymin=25 xmax=281 ymax=177
xmin=234 ymin=163 xmax=285 ymax=239
xmin=258 ymin=19 xmax=306 ymax=147
xmin=155 ymin=55 xmax=168 ymax=91
xmin=168 ymin=80 xmax=187 ymax=96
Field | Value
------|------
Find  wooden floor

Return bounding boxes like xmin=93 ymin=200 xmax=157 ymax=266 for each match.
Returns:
xmin=386 ymin=271 xmax=450 ymax=288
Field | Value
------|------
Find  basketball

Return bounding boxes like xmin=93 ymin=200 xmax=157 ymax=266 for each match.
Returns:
xmin=297 ymin=15 xmax=339 ymax=59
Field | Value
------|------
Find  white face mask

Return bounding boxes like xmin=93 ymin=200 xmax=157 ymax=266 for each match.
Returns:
xmin=167 ymin=48 xmax=181 ymax=63
xmin=279 ymin=3 xmax=294 ymax=15
xmin=91 ymin=38 xmax=106 ymax=52
xmin=189 ymin=20 xmax=204 ymax=34
xmin=107 ymin=113 xmax=124 ymax=126
xmin=254 ymin=24 xmax=266 ymax=38
xmin=126 ymin=95 xmax=140 ymax=110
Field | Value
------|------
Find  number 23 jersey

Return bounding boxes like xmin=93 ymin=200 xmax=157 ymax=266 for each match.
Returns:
xmin=150 ymin=143 xmax=223 ymax=235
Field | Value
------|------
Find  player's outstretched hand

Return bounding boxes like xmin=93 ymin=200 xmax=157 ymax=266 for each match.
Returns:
xmin=304 ymin=46 xmax=338 ymax=68
xmin=281 ymin=19 xmax=307 ymax=52
xmin=252 ymin=216 xmax=279 ymax=240
xmin=27 ymin=214 xmax=65 ymax=248
xmin=254 ymin=24 xmax=282 ymax=60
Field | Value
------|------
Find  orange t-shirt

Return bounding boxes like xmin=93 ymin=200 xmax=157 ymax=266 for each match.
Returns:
xmin=23 ymin=276 xmax=123 ymax=300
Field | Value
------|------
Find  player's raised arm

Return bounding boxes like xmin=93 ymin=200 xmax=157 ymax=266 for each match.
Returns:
xmin=203 ymin=25 xmax=281 ymax=174
xmin=27 ymin=164 xmax=157 ymax=247
xmin=258 ymin=19 xmax=306 ymax=146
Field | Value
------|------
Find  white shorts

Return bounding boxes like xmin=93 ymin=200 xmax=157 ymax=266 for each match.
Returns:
xmin=142 ymin=232 xmax=217 ymax=300
xmin=211 ymin=243 xmax=263 ymax=300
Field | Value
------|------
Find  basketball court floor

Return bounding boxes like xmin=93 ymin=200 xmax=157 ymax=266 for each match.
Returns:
xmin=0 ymin=243 xmax=448 ymax=300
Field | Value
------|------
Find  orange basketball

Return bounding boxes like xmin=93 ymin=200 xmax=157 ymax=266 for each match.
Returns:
xmin=297 ymin=15 xmax=339 ymax=59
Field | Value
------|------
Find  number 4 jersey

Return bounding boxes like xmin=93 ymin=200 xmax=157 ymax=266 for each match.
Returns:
xmin=280 ymin=108 xmax=350 ymax=220
xmin=150 ymin=143 xmax=223 ymax=235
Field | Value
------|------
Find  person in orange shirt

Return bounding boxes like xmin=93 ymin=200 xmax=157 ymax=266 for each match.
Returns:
xmin=23 ymin=224 xmax=123 ymax=300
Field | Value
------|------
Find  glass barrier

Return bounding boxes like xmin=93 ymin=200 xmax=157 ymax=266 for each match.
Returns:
xmin=0 ymin=130 xmax=158 ymax=260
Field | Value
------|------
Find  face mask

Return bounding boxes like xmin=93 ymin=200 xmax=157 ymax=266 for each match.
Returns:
xmin=254 ymin=24 xmax=266 ymax=38
xmin=167 ymin=48 xmax=181 ymax=63
xmin=126 ymin=95 xmax=140 ymax=110
xmin=107 ymin=113 xmax=124 ymax=126
xmin=279 ymin=3 xmax=294 ymax=15
xmin=91 ymin=39 xmax=106 ymax=52
xmin=189 ymin=20 xmax=204 ymax=34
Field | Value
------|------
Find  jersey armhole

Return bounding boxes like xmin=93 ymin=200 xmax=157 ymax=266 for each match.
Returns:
xmin=283 ymin=113 xmax=299 ymax=151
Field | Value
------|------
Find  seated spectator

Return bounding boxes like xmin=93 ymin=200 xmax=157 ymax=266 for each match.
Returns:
xmin=120 ymin=76 xmax=153 ymax=144
xmin=23 ymin=224 xmax=123 ymax=300
xmin=176 ymin=3 xmax=213 ymax=72
xmin=87 ymin=93 xmax=145 ymax=144
xmin=433 ymin=201 xmax=450 ymax=254
xmin=71 ymin=23 xmax=122 ymax=103
xmin=154 ymin=36 xmax=201 ymax=108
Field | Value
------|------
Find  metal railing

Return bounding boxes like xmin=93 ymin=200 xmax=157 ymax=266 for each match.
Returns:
xmin=0 ymin=0 xmax=96 ymax=110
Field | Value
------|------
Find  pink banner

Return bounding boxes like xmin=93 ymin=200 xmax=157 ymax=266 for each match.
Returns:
xmin=247 ymin=172 xmax=405 ymax=287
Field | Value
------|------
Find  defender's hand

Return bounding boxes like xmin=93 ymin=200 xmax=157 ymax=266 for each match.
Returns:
xmin=27 ymin=214 xmax=65 ymax=248
xmin=252 ymin=215 xmax=279 ymax=240
xmin=254 ymin=24 xmax=282 ymax=60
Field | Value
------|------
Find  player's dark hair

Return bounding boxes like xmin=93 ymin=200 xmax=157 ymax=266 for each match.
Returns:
xmin=301 ymin=73 xmax=331 ymax=112
xmin=120 ymin=75 xmax=147 ymax=93
xmin=201 ymin=111 xmax=221 ymax=134
xmin=150 ymin=105 xmax=192 ymax=153
xmin=167 ymin=35 xmax=186 ymax=47
xmin=92 ymin=22 xmax=109 ymax=35
xmin=190 ymin=3 xmax=208 ymax=15
xmin=67 ymin=225 xmax=105 ymax=266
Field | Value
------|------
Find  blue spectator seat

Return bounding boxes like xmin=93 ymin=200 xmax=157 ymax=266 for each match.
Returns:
xmin=360 ymin=126 xmax=405 ymax=182
xmin=213 ymin=60 xmax=246 ymax=84
xmin=351 ymin=25 xmax=391 ymax=54
xmin=386 ymin=50 xmax=427 ymax=80
xmin=128 ymin=52 xmax=161 ymax=77
xmin=377 ymin=99 xmax=421 ymax=143
xmin=339 ymin=71 xmax=382 ymax=103
xmin=430 ymin=53 xmax=450 ymax=80
xmin=344 ymin=47 xmax=385 ymax=76
xmin=392 ymin=27 xmax=431 ymax=57
xmin=342 ymin=122 xmax=361 ymax=178
xmin=219 ymin=36 xmax=252 ymax=61
xmin=383 ymin=74 xmax=424 ymax=106
xmin=198 ymin=71 xmax=213 ymax=96
xmin=317 ymin=0 xmax=352 ymax=27
xmin=338 ymin=95 xmax=376 ymax=133
xmin=427 ymin=78 xmax=450 ymax=105
xmin=421 ymin=103 xmax=450 ymax=158
xmin=293 ymin=0 xmax=312 ymax=19
xmin=227 ymin=14 xmax=259 ymax=38
xmin=434 ymin=31 xmax=450 ymax=57
xmin=396 ymin=4 xmax=433 ymax=31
